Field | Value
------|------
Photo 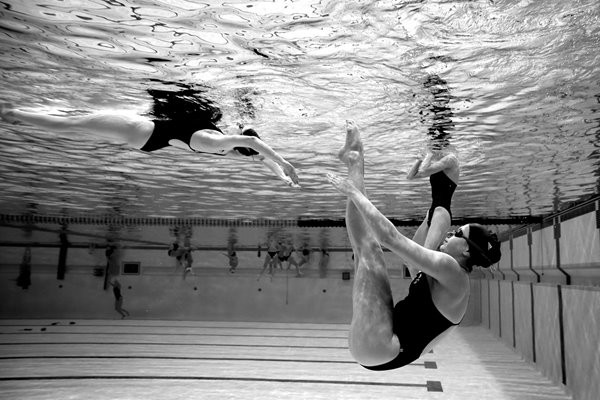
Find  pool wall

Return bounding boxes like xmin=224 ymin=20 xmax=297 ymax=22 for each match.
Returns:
xmin=0 ymin=219 xmax=483 ymax=325
xmin=480 ymin=197 xmax=600 ymax=400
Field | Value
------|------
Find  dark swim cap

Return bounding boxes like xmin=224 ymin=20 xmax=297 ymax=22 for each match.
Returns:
xmin=466 ymin=224 xmax=501 ymax=269
xmin=234 ymin=128 xmax=260 ymax=156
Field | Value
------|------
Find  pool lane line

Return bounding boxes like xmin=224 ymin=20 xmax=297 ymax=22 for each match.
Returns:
xmin=0 ymin=375 xmax=443 ymax=391
xmin=0 ymin=331 xmax=348 ymax=340
xmin=0 ymin=355 xmax=437 ymax=368
xmin=0 ymin=323 xmax=349 ymax=332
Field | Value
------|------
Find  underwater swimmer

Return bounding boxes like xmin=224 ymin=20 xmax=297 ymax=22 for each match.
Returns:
xmin=406 ymin=145 xmax=459 ymax=277
xmin=0 ymin=103 xmax=299 ymax=187
xmin=328 ymin=120 xmax=500 ymax=370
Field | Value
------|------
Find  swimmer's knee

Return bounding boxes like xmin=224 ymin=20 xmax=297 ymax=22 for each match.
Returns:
xmin=431 ymin=207 xmax=450 ymax=222
xmin=348 ymin=332 xmax=400 ymax=367
xmin=429 ymin=208 xmax=451 ymax=233
xmin=413 ymin=219 xmax=429 ymax=245
xmin=353 ymin=250 xmax=378 ymax=270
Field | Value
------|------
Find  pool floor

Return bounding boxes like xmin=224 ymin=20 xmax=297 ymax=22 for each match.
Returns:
xmin=0 ymin=320 xmax=572 ymax=399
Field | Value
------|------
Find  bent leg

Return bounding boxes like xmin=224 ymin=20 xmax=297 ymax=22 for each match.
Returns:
xmin=406 ymin=216 xmax=429 ymax=277
xmin=257 ymin=255 xmax=272 ymax=280
xmin=338 ymin=121 xmax=400 ymax=367
xmin=412 ymin=215 xmax=429 ymax=247
xmin=424 ymin=207 xmax=451 ymax=250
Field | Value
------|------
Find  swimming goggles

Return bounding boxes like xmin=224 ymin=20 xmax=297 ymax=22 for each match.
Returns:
xmin=453 ymin=227 xmax=492 ymax=266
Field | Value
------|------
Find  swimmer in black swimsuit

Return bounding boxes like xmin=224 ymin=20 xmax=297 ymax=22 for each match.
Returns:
xmin=406 ymin=148 xmax=459 ymax=277
xmin=0 ymin=93 xmax=299 ymax=187
xmin=404 ymin=73 xmax=459 ymax=277
xmin=327 ymin=120 xmax=500 ymax=370
xmin=257 ymin=237 xmax=281 ymax=280
xmin=278 ymin=242 xmax=303 ymax=277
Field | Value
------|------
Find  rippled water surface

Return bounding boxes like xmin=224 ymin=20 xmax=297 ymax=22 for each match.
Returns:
xmin=0 ymin=0 xmax=599 ymax=221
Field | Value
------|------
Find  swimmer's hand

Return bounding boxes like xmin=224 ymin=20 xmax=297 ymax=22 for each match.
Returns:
xmin=282 ymin=161 xmax=300 ymax=187
xmin=262 ymin=159 xmax=300 ymax=188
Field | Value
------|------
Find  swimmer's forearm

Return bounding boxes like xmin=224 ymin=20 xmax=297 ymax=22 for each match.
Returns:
xmin=252 ymin=139 xmax=288 ymax=166
xmin=407 ymin=158 xmax=423 ymax=179
xmin=420 ymin=153 xmax=433 ymax=170
xmin=262 ymin=158 xmax=288 ymax=180
xmin=417 ymin=154 xmax=456 ymax=176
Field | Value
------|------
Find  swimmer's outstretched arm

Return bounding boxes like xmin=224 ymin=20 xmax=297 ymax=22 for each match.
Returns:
xmin=261 ymin=158 xmax=299 ymax=187
xmin=197 ymin=132 xmax=299 ymax=186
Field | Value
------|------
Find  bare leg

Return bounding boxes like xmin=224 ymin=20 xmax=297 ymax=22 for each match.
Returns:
xmin=291 ymin=258 xmax=303 ymax=276
xmin=405 ymin=207 xmax=450 ymax=277
xmin=412 ymin=216 xmax=429 ymax=247
xmin=408 ymin=216 xmax=429 ymax=278
xmin=115 ymin=299 xmax=130 ymax=319
xmin=287 ymin=257 xmax=303 ymax=276
xmin=336 ymin=120 xmax=400 ymax=367
xmin=257 ymin=255 xmax=273 ymax=281
xmin=183 ymin=266 xmax=195 ymax=280
xmin=1 ymin=105 xmax=154 ymax=149
xmin=425 ymin=207 xmax=451 ymax=250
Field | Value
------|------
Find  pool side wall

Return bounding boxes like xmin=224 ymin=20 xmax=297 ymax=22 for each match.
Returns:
xmin=479 ymin=199 xmax=600 ymax=400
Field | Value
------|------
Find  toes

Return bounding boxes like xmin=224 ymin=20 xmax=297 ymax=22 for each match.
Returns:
xmin=347 ymin=151 xmax=360 ymax=162
xmin=346 ymin=119 xmax=358 ymax=131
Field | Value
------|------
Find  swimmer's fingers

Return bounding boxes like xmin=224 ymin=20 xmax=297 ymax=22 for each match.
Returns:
xmin=262 ymin=158 xmax=300 ymax=187
xmin=283 ymin=163 xmax=300 ymax=186
xmin=288 ymin=169 xmax=300 ymax=186
xmin=288 ymin=180 xmax=301 ymax=188
xmin=283 ymin=173 xmax=300 ymax=188
xmin=281 ymin=175 xmax=300 ymax=188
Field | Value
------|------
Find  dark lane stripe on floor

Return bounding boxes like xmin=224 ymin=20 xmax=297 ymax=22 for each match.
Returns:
xmin=0 ymin=332 xmax=347 ymax=339
xmin=0 ymin=342 xmax=347 ymax=349
xmin=0 ymin=376 xmax=443 ymax=391
xmin=0 ymin=355 xmax=436 ymax=368
xmin=0 ymin=323 xmax=349 ymax=332
xmin=0 ymin=355 xmax=356 ymax=364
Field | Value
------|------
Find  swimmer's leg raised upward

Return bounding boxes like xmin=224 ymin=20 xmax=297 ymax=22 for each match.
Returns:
xmin=335 ymin=120 xmax=400 ymax=367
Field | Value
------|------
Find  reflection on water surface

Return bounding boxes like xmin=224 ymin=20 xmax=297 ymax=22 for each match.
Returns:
xmin=0 ymin=0 xmax=598 ymax=221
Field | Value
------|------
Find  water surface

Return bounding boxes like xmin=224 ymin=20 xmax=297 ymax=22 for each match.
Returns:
xmin=0 ymin=0 xmax=598 ymax=221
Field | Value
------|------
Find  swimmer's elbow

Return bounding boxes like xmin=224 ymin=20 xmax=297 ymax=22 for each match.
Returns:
xmin=247 ymin=136 xmax=261 ymax=147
